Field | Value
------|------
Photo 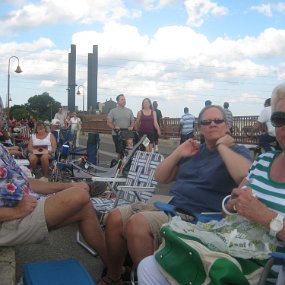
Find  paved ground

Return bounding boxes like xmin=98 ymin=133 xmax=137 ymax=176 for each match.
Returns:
xmin=15 ymin=134 xmax=176 ymax=284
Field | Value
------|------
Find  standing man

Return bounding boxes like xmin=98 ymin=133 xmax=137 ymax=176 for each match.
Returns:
xmin=223 ymin=102 xmax=233 ymax=133
xmin=205 ymin=100 xmax=212 ymax=106
xmin=255 ymin=98 xmax=278 ymax=152
xmin=54 ymin=107 xmax=66 ymax=128
xmin=179 ymin=107 xmax=195 ymax=144
xmin=152 ymin=101 xmax=162 ymax=152
xmin=107 ymin=94 xmax=135 ymax=157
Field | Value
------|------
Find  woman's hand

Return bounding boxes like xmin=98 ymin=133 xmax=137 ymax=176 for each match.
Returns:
xmin=228 ymin=187 xmax=274 ymax=226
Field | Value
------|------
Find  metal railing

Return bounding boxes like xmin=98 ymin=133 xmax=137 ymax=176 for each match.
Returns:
xmin=81 ymin=115 xmax=265 ymax=145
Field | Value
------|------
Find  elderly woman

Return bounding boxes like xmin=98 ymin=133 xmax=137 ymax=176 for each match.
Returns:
xmin=28 ymin=122 xmax=57 ymax=181
xmin=138 ymin=83 xmax=285 ymax=285
xmin=98 ymin=105 xmax=252 ymax=285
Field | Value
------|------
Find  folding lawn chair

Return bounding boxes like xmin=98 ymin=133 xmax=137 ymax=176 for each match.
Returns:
xmin=76 ymin=150 xmax=164 ymax=255
xmin=51 ymin=134 xmax=149 ymax=183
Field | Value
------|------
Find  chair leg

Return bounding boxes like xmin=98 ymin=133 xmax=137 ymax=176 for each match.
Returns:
xmin=76 ymin=231 xmax=98 ymax=256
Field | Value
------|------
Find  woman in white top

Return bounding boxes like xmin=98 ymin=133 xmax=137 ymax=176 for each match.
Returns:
xmin=70 ymin=112 xmax=82 ymax=147
xmin=28 ymin=122 xmax=57 ymax=180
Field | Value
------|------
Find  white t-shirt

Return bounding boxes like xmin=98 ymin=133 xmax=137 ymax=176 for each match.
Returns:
xmin=258 ymin=106 xmax=275 ymax=136
xmin=70 ymin=117 xmax=81 ymax=131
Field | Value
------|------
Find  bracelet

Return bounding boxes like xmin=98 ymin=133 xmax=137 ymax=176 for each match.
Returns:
xmin=222 ymin=195 xmax=236 ymax=215
xmin=216 ymin=142 xmax=224 ymax=148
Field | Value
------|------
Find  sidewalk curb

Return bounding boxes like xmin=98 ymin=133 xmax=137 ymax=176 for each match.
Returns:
xmin=0 ymin=247 xmax=16 ymax=285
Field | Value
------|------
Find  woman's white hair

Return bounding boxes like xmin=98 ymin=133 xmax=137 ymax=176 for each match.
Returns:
xmin=271 ymin=83 xmax=285 ymax=112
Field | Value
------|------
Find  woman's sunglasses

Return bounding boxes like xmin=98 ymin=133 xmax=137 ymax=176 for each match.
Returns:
xmin=200 ymin=118 xmax=225 ymax=126
xmin=271 ymin=111 xmax=285 ymax=128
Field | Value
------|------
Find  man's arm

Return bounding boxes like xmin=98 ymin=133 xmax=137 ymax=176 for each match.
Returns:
xmin=216 ymin=135 xmax=252 ymax=184
xmin=0 ymin=196 xmax=37 ymax=222
xmin=106 ymin=117 xmax=115 ymax=129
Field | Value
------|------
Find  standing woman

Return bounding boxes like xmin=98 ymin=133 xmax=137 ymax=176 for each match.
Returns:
xmin=135 ymin=98 xmax=161 ymax=152
xmin=70 ymin=112 xmax=82 ymax=147
xmin=65 ymin=115 xmax=71 ymax=129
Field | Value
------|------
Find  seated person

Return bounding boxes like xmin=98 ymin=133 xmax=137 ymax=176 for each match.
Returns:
xmin=0 ymin=99 xmax=108 ymax=267
xmin=28 ymin=121 xmax=57 ymax=180
xmin=125 ymin=137 xmax=134 ymax=155
xmin=98 ymin=105 xmax=252 ymax=285
xmin=137 ymin=83 xmax=285 ymax=285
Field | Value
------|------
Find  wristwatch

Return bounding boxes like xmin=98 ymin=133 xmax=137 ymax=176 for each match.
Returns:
xmin=269 ymin=213 xmax=284 ymax=237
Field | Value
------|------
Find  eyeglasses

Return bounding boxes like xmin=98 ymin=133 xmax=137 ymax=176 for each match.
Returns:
xmin=200 ymin=118 xmax=225 ymax=126
xmin=271 ymin=111 xmax=285 ymax=128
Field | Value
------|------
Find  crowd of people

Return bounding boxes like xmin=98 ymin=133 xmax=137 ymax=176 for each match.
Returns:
xmin=0 ymin=83 xmax=285 ymax=285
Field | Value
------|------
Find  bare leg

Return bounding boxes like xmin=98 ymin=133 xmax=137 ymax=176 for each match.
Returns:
xmin=100 ymin=209 xmax=127 ymax=283
xmin=29 ymin=154 xmax=39 ymax=173
xmin=145 ymin=143 xmax=153 ymax=152
xmin=40 ymin=154 xmax=50 ymax=177
xmin=44 ymin=187 xmax=107 ymax=265
xmin=126 ymin=213 xmax=155 ymax=267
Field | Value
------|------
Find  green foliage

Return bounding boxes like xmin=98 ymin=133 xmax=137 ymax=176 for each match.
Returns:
xmin=10 ymin=92 xmax=62 ymax=121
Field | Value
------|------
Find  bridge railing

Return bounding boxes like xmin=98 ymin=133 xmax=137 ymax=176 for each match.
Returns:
xmin=81 ymin=115 xmax=265 ymax=145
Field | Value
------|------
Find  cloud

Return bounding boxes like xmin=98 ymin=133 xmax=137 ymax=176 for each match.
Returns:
xmin=134 ymin=0 xmax=178 ymax=10
xmin=184 ymin=0 xmax=228 ymax=28
xmin=0 ymin=0 xmax=132 ymax=35
xmin=250 ymin=2 xmax=285 ymax=16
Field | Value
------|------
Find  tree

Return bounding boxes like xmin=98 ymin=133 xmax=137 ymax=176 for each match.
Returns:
xmin=10 ymin=105 xmax=29 ymax=120
xmin=25 ymin=92 xmax=61 ymax=121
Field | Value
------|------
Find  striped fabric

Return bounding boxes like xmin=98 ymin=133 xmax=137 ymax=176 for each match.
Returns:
xmin=247 ymin=151 xmax=285 ymax=215
xmin=91 ymin=150 xmax=164 ymax=213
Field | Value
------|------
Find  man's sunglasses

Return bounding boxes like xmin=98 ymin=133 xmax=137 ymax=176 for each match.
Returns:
xmin=271 ymin=111 xmax=285 ymax=128
xmin=200 ymin=118 xmax=225 ymax=126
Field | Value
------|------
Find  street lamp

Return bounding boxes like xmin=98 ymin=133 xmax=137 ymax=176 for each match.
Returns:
xmin=7 ymin=56 xmax=22 ymax=120
xmin=47 ymin=101 xmax=53 ymax=121
xmin=76 ymin=85 xmax=85 ymax=112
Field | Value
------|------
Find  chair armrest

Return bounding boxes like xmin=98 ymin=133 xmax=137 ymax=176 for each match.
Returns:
xmin=154 ymin=201 xmax=223 ymax=223
xmin=116 ymin=186 xmax=155 ymax=192
xmin=91 ymin=177 xmax=127 ymax=183
xmin=71 ymin=161 xmax=119 ymax=176
xmin=271 ymin=252 xmax=285 ymax=264
xmin=154 ymin=201 xmax=177 ymax=216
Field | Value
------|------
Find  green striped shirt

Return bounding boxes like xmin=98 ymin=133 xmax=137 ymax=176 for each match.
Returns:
xmin=247 ymin=151 xmax=285 ymax=215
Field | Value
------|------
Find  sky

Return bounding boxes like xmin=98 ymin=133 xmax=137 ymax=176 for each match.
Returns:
xmin=1 ymin=0 xmax=285 ymax=118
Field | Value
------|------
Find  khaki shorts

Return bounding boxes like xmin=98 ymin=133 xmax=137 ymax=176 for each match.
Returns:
xmin=0 ymin=198 xmax=49 ymax=246
xmin=118 ymin=203 xmax=168 ymax=247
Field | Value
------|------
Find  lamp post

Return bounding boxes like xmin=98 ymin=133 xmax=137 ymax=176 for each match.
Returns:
xmin=7 ymin=56 xmax=22 ymax=120
xmin=76 ymin=85 xmax=85 ymax=112
xmin=47 ymin=101 xmax=53 ymax=121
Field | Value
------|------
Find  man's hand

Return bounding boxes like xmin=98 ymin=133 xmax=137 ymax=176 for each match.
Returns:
xmin=15 ymin=195 xmax=37 ymax=219
xmin=216 ymin=134 xmax=233 ymax=147
xmin=175 ymin=139 xmax=200 ymax=158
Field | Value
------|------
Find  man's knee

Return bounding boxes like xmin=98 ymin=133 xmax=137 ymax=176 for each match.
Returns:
xmin=64 ymin=187 xmax=90 ymax=206
xmin=106 ymin=209 xmax=124 ymax=229
xmin=126 ymin=213 xmax=152 ymax=238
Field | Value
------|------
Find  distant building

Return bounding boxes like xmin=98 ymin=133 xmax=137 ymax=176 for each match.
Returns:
xmin=102 ymin=98 xmax=116 ymax=114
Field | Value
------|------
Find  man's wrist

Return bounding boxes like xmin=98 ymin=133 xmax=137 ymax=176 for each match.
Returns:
xmin=216 ymin=142 xmax=224 ymax=148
